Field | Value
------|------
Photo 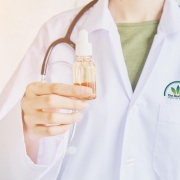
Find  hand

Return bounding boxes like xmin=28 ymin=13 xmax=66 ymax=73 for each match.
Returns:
xmin=22 ymin=82 xmax=92 ymax=138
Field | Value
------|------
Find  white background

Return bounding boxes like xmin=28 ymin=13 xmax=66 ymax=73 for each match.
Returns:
xmin=0 ymin=0 xmax=180 ymax=93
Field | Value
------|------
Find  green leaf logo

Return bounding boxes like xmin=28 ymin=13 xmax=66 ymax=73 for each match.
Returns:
xmin=171 ymin=86 xmax=180 ymax=95
xmin=176 ymin=85 xmax=180 ymax=95
xmin=171 ymin=87 xmax=176 ymax=95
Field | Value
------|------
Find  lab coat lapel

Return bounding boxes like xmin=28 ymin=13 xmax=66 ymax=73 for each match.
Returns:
xmin=129 ymin=33 xmax=166 ymax=109
xmin=129 ymin=0 xmax=180 ymax=109
xmin=108 ymin=25 xmax=133 ymax=99
xmin=83 ymin=0 xmax=180 ymax=101
xmin=84 ymin=0 xmax=133 ymax=99
xmin=83 ymin=0 xmax=111 ymax=33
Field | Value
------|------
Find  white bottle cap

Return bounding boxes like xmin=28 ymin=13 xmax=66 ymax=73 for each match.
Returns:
xmin=75 ymin=30 xmax=92 ymax=56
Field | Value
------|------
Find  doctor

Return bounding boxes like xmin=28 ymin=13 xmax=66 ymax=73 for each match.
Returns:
xmin=0 ymin=0 xmax=180 ymax=179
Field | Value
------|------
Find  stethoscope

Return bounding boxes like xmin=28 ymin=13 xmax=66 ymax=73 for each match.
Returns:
xmin=40 ymin=0 xmax=98 ymax=153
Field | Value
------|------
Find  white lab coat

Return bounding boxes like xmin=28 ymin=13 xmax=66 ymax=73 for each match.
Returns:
xmin=0 ymin=0 xmax=180 ymax=179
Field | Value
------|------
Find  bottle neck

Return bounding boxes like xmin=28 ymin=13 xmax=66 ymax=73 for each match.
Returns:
xmin=76 ymin=56 xmax=92 ymax=62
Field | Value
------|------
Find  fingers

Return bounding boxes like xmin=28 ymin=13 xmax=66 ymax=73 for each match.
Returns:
xmin=23 ymin=95 xmax=89 ymax=111
xmin=26 ymin=82 xmax=92 ymax=99
xmin=29 ymin=124 xmax=71 ymax=138
xmin=24 ymin=111 xmax=83 ymax=125
xmin=23 ymin=82 xmax=91 ymax=138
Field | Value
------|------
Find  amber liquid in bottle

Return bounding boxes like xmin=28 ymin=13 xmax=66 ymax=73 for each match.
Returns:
xmin=73 ymin=56 xmax=96 ymax=100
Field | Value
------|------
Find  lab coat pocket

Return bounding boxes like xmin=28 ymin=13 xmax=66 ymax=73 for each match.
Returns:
xmin=153 ymin=103 xmax=180 ymax=180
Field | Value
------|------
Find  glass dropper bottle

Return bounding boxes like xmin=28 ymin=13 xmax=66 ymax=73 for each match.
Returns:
xmin=73 ymin=30 xmax=96 ymax=100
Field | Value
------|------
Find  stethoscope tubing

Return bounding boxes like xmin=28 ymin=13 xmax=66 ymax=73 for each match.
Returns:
xmin=41 ymin=0 xmax=98 ymax=146
xmin=41 ymin=0 xmax=98 ymax=78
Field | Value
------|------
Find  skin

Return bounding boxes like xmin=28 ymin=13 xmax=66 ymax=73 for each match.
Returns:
xmin=22 ymin=83 xmax=92 ymax=162
xmin=22 ymin=0 xmax=165 ymax=163
xmin=109 ymin=0 xmax=165 ymax=23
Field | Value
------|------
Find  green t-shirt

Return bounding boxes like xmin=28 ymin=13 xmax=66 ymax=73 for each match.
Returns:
xmin=116 ymin=20 xmax=159 ymax=90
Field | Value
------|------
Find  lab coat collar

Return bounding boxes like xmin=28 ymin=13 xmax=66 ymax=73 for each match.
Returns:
xmin=84 ymin=0 xmax=180 ymax=35
xmin=158 ymin=0 xmax=180 ymax=34
xmin=84 ymin=0 xmax=113 ymax=33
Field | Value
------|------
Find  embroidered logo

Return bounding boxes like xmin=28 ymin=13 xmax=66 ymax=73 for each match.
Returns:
xmin=164 ymin=81 xmax=180 ymax=99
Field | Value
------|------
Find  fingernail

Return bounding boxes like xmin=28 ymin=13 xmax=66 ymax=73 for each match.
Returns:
xmin=83 ymin=87 xmax=92 ymax=95
xmin=81 ymin=102 xmax=89 ymax=109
